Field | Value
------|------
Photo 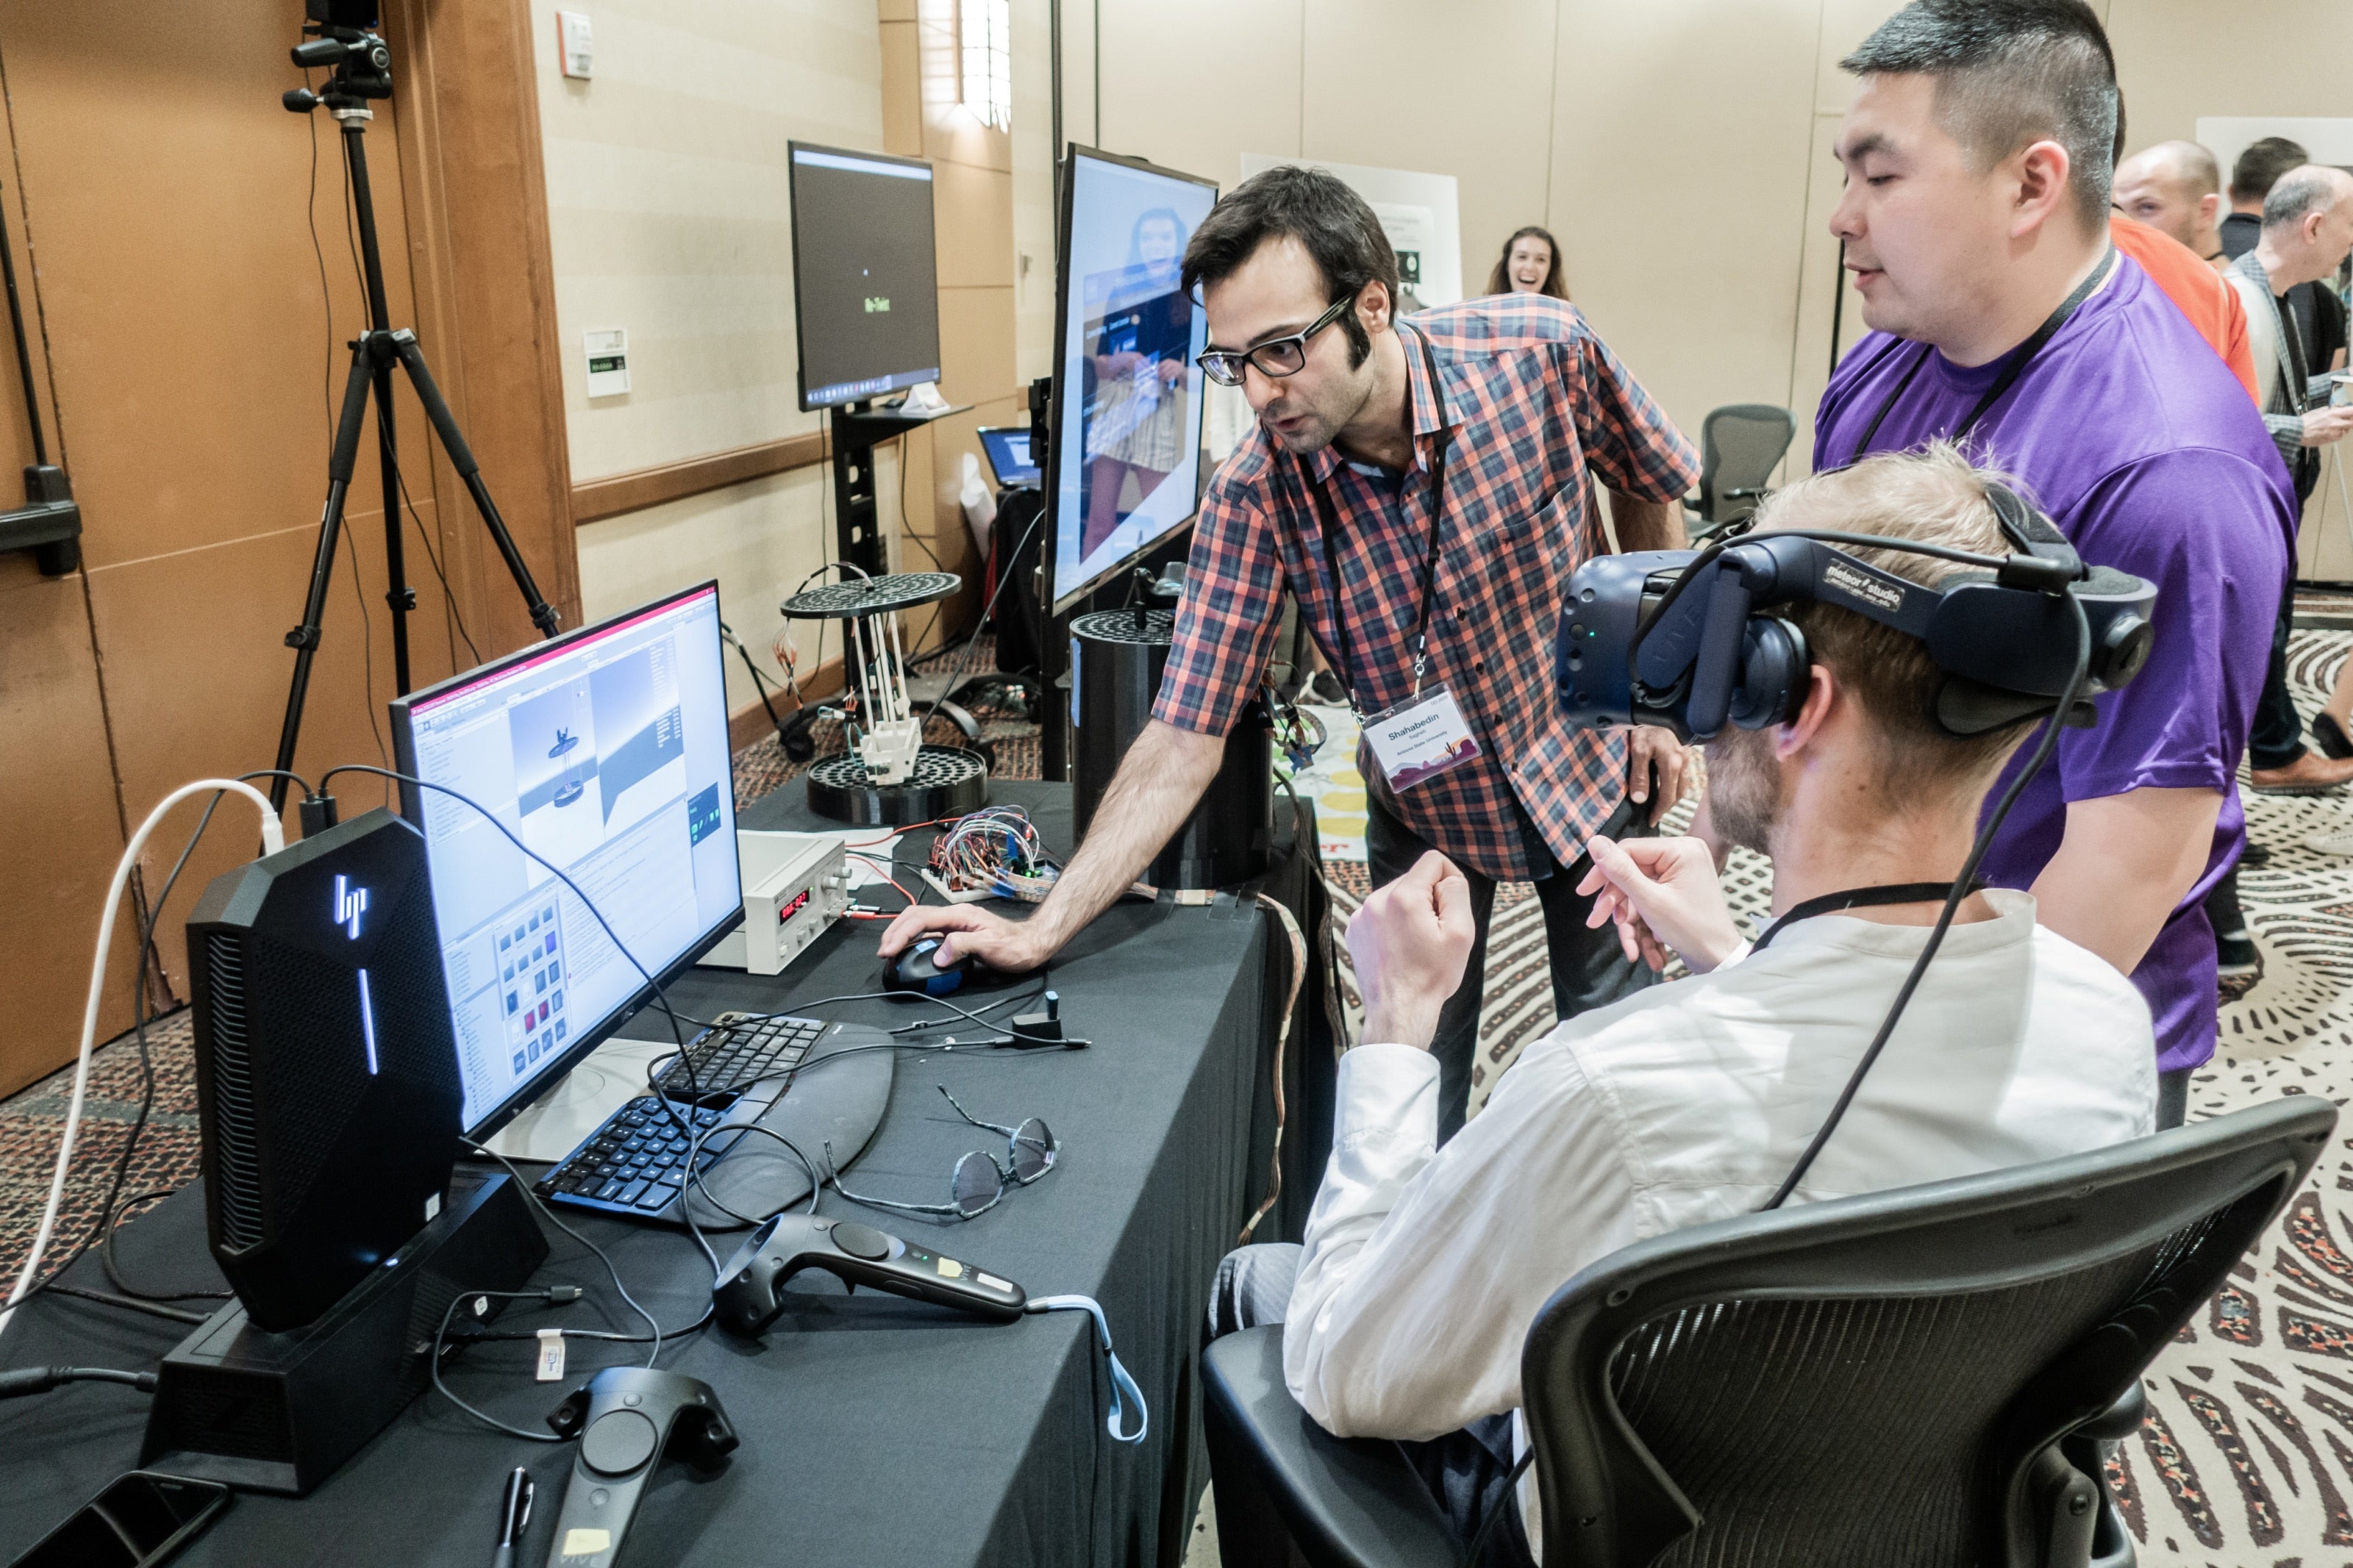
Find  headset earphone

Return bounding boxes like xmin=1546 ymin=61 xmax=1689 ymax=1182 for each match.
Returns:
xmin=1556 ymin=482 xmax=2156 ymax=744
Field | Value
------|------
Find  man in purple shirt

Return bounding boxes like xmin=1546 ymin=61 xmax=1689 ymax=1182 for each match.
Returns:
xmin=1810 ymin=0 xmax=2293 ymax=1125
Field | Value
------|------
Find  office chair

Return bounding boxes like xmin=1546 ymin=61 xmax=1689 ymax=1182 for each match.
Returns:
xmin=1685 ymin=404 xmax=1795 ymax=540
xmin=1202 ymin=1096 xmax=2333 ymax=1568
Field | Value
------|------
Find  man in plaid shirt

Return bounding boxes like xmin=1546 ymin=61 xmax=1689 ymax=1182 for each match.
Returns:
xmin=885 ymin=168 xmax=1699 ymax=1137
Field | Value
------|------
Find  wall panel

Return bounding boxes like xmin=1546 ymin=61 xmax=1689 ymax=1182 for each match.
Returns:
xmin=1303 ymin=0 xmax=1555 ymax=301
xmin=1094 ymin=0 xmax=1303 ymax=189
xmin=0 ymin=0 xmax=474 ymax=1024
xmin=1546 ymin=0 xmax=1820 ymax=451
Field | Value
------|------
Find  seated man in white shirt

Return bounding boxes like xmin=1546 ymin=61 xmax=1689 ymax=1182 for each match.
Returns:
xmin=1204 ymin=443 xmax=2158 ymax=1567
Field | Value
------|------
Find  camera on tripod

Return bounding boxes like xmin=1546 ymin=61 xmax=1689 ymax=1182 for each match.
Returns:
xmin=283 ymin=0 xmax=391 ymax=113
xmin=260 ymin=0 xmax=560 ymax=815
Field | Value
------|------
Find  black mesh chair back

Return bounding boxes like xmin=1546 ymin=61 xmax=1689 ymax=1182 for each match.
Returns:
xmin=1518 ymin=1098 xmax=2332 ymax=1568
xmin=1690 ymin=404 xmax=1794 ymax=532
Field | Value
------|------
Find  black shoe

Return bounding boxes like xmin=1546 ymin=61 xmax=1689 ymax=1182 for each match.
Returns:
xmin=1303 ymin=670 xmax=1348 ymax=706
xmin=2315 ymin=712 xmax=2353 ymax=760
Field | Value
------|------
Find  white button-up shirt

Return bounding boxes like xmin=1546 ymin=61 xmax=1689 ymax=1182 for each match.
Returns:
xmin=1283 ymin=889 xmax=2157 ymax=1558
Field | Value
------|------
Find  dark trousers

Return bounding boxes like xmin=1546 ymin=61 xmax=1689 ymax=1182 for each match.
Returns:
xmin=1365 ymin=792 xmax=1656 ymax=1143
xmin=2250 ymin=587 xmax=2306 ymax=771
xmin=1206 ymin=1244 xmax=1538 ymax=1568
xmin=2157 ymin=1067 xmax=2192 ymax=1131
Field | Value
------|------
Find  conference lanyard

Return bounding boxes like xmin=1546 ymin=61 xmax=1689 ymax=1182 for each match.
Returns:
xmin=1846 ymin=247 xmax=2117 ymax=462
xmin=1299 ymin=323 xmax=1453 ymax=717
xmin=1750 ymin=881 xmax=1982 ymax=951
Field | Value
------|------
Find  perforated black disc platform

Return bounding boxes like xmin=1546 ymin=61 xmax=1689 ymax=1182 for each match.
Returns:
xmin=805 ymin=744 xmax=989 ymax=825
xmin=779 ymin=571 xmax=962 ymax=620
xmin=1071 ymin=607 xmax=1175 ymax=645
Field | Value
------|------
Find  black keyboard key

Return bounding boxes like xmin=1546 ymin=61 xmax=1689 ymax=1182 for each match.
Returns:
xmin=594 ymin=1178 xmax=626 ymax=1202
xmin=615 ymin=1178 xmax=651 ymax=1206
xmin=634 ymin=1186 xmax=672 ymax=1211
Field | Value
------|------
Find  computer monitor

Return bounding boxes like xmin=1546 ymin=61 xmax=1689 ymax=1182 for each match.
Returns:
xmin=976 ymin=424 xmax=1040 ymax=487
xmin=788 ymin=142 xmax=943 ymax=410
xmin=1046 ymin=146 xmax=1218 ymax=615
xmin=389 ymin=582 xmax=743 ymax=1139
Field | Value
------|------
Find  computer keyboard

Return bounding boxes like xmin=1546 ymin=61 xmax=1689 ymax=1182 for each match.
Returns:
xmin=653 ymin=1012 xmax=827 ymax=1103
xmin=535 ymin=1013 xmax=894 ymax=1226
xmin=540 ymin=1096 xmax=732 ymax=1214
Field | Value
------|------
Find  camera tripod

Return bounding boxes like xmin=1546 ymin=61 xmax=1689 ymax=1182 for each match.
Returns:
xmin=271 ymin=19 xmax=560 ymax=813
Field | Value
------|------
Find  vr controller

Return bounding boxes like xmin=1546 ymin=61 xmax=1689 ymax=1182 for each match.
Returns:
xmin=1555 ymin=484 xmax=2155 ymax=743
xmin=541 ymin=1367 xmax=737 ymax=1567
xmin=714 ymin=1212 xmax=1028 ymax=1335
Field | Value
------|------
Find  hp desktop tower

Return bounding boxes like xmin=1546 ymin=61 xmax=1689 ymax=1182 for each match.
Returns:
xmin=183 ymin=807 xmax=462 ymax=1331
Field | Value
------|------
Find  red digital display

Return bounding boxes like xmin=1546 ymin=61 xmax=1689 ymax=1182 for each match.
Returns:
xmin=776 ymin=888 xmax=812 ymax=926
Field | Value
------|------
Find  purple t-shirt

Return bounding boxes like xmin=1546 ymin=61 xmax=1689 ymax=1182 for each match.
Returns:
xmin=1815 ymin=257 xmax=2294 ymax=1074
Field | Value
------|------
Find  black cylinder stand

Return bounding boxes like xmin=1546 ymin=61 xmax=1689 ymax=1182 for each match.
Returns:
xmin=1071 ymin=608 xmax=1270 ymax=889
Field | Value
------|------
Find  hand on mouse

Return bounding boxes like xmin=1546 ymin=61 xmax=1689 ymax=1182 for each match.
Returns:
xmin=879 ymin=903 xmax=1051 ymax=974
xmin=1346 ymin=851 xmax=1476 ymax=1050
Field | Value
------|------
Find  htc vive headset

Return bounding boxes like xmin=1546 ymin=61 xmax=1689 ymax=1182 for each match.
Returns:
xmin=1555 ymin=484 xmax=2156 ymax=743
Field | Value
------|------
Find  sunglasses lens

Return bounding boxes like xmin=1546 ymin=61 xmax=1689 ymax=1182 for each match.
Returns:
xmin=1010 ymin=1120 xmax=1056 ymax=1183
xmin=950 ymin=1151 xmax=1003 ymax=1217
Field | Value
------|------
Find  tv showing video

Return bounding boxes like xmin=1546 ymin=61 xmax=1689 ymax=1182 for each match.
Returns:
xmin=1047 ymin=146 xmax=1218 ymax=614
xmin=788 ymin=143 xmax=943 ymax=410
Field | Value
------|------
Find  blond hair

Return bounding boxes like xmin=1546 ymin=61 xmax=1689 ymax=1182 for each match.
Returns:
xmin=1748 ymin=444 xmax=2036 ymax=801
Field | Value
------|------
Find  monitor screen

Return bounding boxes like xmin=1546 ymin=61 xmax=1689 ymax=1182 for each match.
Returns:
xmin=1047 ymin=147 xmax=1218 ymax=614
xmin=390 ymin=583 xmax=742 ymax=1138
xmin=976 ymin=425 xmax=1040 ymax=487
xmin=789 ymin=143 xmax=943 ymax=410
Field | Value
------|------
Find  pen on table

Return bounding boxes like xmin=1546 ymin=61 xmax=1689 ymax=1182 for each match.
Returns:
xmin=492 ymin=1466 xmax=533 ymax=1568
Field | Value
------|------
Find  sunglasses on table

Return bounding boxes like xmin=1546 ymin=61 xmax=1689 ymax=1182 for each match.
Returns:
xmin=1196 ymin=292 xmax=1357 ymax=388
xmin=826 ymin=1086 xmax=1058 ymax=1220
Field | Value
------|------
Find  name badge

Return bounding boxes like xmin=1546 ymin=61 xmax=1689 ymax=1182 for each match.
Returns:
xmin=1361 ymin=683 xmax=1482 ymax=791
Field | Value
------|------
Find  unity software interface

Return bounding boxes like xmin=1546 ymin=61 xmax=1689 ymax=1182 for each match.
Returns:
xmin=790 ymin=144 xmax=943 ymax=408
xmin=395 ymin=585 xmax=741 ymax=1133
xmin=1051 ymin=151 xmax=1216 ymax=612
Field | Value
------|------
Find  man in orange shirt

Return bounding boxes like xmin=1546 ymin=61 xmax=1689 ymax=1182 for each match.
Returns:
xmin=2110 ymin=121 xmax=2259 ymax=403
xmin=2111 ymin=214 xmax=2260 ymax=402
xmin=2112 ymin=123 xmax=2286 ymax=992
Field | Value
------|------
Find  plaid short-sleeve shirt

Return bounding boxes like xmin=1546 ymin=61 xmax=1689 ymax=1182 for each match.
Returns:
xmin=1153 ymin=293 xmax=1700 ymax=879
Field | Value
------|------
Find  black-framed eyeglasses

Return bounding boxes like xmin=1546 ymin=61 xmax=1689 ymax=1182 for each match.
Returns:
xmin=824 ymin=1086 xmax=1058 ymax=1220
xmin=1196 ymin=293 xmax=1356 ymax=388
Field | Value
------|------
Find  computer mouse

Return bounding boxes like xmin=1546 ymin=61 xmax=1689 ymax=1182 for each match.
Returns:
xmin=885 ymin=937 xmax=982 ymax=995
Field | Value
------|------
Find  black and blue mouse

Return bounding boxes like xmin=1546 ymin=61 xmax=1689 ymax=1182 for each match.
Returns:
xmin=885 ymin=936 xmax=982 ymax=995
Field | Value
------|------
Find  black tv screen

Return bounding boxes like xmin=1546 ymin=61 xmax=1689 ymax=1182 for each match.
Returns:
xmin=789 ymin=143 xmax=943 ymax=409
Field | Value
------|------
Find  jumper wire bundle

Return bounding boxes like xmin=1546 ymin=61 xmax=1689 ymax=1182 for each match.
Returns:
xmin=922 ymin=806 xmax=1060 ymax=904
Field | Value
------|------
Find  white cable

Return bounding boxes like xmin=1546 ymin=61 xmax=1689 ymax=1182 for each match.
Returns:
xmin=0 ymin=778 xmax=284 ymax=1335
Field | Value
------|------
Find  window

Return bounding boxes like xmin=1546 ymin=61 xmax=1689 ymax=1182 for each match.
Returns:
xmin=960 ymin=0 xmax=1012 ymax=132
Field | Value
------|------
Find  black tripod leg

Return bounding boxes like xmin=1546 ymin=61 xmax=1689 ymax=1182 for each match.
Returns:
xmin=271 ymin=340 xmax=378 ymax=813
xmin=387 ymin=330 xmax=560 ymax=640
xmin=372 ymin=350 xmax=413 ymax=691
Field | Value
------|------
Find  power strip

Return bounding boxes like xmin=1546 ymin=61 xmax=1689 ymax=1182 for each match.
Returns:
xmin=697 ymin=831 xmax=850 ymax=975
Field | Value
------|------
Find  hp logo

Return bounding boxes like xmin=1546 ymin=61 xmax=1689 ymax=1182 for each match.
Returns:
xmin=335 ymin=874 xmax=370 ymax=940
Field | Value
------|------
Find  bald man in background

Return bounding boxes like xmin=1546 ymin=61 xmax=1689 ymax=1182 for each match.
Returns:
xmin=2116 ymin=140 xmax=2230 ymax=269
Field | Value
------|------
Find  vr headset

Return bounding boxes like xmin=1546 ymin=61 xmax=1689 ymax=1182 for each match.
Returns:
xmin=1555 ymin=484 xmax=2156 ymax=743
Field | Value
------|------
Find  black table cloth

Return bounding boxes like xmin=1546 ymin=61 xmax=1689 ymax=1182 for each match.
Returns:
xmin=0 ymin=781 xmax=1327 ymax=1568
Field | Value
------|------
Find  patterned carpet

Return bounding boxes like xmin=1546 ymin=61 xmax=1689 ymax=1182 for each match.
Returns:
xmin=12 ymin=626 xmax=2353 ymax=1565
